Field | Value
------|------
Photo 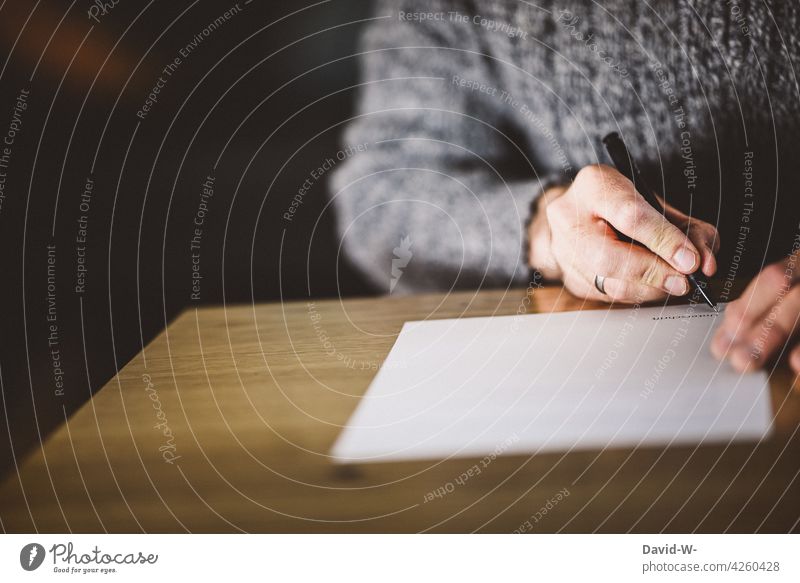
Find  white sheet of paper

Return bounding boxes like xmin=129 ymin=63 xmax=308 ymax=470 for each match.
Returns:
xmin=331 ymin=303 xmax=773 ymax=463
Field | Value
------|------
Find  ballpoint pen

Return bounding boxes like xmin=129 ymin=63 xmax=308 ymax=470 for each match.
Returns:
xmin=602 ymin=131 xmax=718 ymax=311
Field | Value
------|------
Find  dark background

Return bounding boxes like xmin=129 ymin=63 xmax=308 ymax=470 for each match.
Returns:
xmin=0 ymin=0 xmax=375 ymax=478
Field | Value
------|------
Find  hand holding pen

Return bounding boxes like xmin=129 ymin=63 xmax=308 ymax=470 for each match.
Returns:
xmin=601 ymin=132 xmax=719 ymax=310
xmin=527 ymin=135 xmax=720 ymax=305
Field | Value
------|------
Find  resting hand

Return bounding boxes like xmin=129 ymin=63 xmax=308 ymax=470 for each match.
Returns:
xmin=711 ymin=251 xmax=800 ymax=374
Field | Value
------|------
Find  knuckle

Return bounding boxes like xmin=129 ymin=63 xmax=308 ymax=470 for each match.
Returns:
xmin=614 ymin=199 xmax=642 ymax=230
xmin=648 ymin=225 xmax=673 ymax=253
xmin=725 ymin=299 xmax=745 ymax=320
xmin=576 ymin=164 xmax=627 ymax=196
xmin=704 ymin=223 xmax=720 ymax=238
xmin=696 ymin=223 xmax=719 ymax=244
xmin=641 ymin=259 xmax=663 ymax=286
xmin=576 ymin=164 xmax=607 ymax=186
xmin=760 ymin=264 xmax=787 ymax=289
xmin=545 ymin=197 xmax=569 ymax=228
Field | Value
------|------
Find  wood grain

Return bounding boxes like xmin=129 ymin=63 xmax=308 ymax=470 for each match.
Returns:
xmin=1 ymin=287 xmax=798 ymax=533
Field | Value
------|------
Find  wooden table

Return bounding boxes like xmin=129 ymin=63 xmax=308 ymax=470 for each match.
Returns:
xmin=1 ymin=287 xmax=799 ymax=533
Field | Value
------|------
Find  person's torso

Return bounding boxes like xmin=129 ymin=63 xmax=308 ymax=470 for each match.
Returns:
xmin=475 ymin=0 xmax=800 ymax=274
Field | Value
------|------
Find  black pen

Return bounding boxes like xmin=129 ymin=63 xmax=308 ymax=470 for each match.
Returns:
xmin=601 ymin=132 xmax=718 ymax=311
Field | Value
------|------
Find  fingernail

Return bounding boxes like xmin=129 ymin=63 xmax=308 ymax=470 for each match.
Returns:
xmin=673 ymin=247 xmax=698 ymax=272
xmin=665 ymin=276 xmax=689 ymax=295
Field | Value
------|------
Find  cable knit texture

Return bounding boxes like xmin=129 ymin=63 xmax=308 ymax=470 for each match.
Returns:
xmin=331 ymin=0 xmax=800 ymax=293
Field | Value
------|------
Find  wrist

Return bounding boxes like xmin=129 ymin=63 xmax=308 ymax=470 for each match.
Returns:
xmin=528 ymin=185 xmax=568 ymax=280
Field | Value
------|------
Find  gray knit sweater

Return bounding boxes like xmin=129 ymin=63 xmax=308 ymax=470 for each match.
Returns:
xmin=330 ymin=0 xmax=800 ymax=294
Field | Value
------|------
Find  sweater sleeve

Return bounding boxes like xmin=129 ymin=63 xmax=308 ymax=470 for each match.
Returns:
xmin=329 ymin=0 xmax=555 ymax=294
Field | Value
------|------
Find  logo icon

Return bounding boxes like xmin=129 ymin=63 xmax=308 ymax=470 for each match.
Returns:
xmin=20 ymin=543 xmax=46 ymax=571
xmin=390 ymin=235 xmax=413 ymax=293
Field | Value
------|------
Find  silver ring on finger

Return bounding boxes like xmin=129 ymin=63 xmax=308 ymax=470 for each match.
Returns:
xmin=594 ymin=274 xmax=607 ymax=295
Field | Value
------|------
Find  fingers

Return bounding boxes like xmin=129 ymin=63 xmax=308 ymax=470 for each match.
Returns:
xmin=544 ymin=164 xmax=721 ymax=305
xmin=720 ymin=260 xmax=800 ymax=338
xmin=686 ymin=220 xmax=720 ymax=277
xmin=711 ymin=259 xmax=800 ymax=372
xmin=600 ymin=278 xmax=669 ymax=303
xmin=546 ymin=212 xmax=689 ymax=299
xmin=582 ymin=236 xmax=689 ymax=296
xmin=561 ymin=269 xmax=667 ymax=304
xmin=574 ymin=165 xmax=701 ymax=274
xmin=714 ymin=287 xmax=800 ymax=372
xmin=660 ymin=198 xmax=720 ymax=276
